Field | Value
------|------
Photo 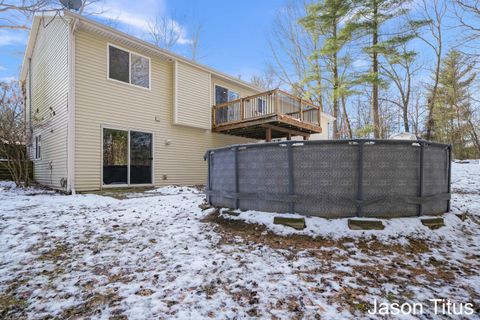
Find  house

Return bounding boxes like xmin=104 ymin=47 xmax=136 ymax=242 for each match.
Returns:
xmin=19 ymin=11 xmax=334 ymax=193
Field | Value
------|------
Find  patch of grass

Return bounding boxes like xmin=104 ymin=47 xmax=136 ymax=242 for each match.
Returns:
xmin=61 ymin=290 xmax=122 ymax=318
xmin=38 ymin=243 xmax=70 ymax=263
xmin=0 ymin=295 xmax=28 ymax=319
xmin=352 ymin=300 xmax=370 ymax=313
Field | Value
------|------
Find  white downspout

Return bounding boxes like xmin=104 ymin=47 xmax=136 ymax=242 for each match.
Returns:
xmin=67 ymin=17 xmax=77 ymax=195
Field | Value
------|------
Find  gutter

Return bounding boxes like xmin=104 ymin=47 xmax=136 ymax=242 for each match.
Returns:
xmin=66 ymin=17 xmax=77 ymax=195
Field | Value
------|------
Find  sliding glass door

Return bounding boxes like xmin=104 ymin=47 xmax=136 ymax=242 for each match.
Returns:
xmin=103 ymin=129 xmax=128 ymax=185
xmin=130 ymin=131 xmax=152 ymax=184
xmin=103 ymin=128 xmax=153 ymax=186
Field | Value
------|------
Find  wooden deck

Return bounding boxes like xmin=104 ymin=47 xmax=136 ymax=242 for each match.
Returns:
xmin=212 ymin=89 xmax=322 ymax=141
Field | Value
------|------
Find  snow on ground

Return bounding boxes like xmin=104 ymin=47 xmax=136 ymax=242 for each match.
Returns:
xmin=0 ymin=162 xmax=479 ymax=319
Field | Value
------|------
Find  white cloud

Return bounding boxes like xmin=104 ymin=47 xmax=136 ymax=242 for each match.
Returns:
xmin=0 ymin=30 xmax=27 ymax=47
xmin=92 ymin=0 xmax=191 ymax=46
xmin=0 ymin=76 xmax=17 ymax=82
xmin=352 ymin=58 xmax=369 ymax=69
xmin=0 ymin=65 xmax=6 ymax=72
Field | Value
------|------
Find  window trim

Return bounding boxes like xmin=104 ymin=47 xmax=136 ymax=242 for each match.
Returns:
xmin=107 ymin=43 xmax=152 ymax=90
xmin=100 ymin=125 xmax=155 ymax=188
xmin=34 ymin=134 xmax=41 ymax=160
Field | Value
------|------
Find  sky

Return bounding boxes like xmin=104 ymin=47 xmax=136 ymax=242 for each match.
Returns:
xmin=0 ymin=0 xmax=286 ymax=82
xmin=0 ymin=0 xmax=476 ymax=86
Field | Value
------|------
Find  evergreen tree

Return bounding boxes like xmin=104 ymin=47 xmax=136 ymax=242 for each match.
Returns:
xmin=300 ymin=0 xmax=353 ymax=139
xmin=432 ymin=50 xmax=479 ymax=158
xmin=348 ymin=0 xmax=424 ymax=138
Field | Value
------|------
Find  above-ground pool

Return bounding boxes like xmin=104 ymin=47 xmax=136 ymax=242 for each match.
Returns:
xmin=204 ymin=139 xmax=451 ymax=218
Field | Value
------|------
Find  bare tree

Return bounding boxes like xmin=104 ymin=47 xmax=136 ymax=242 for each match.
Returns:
xmin=408 ymin=89 xmax=427 ymax=136
xmin=0 ymin=0 xmax=50 ymax=30
xmin=148 ymin=14 xmax=184 ymax=50
xmin=0 ymin=81 xmax=30 ymax=187
xmin=188 ymin=22 xmax=202 ymax=61
xmin=0 ymin=0 xmax=103 ymax=30
xmin=453 ymin=0 xmax=480 ymax=53
xmin=250 ymin=67 xmax=279 ymax=90
xmin=414 ymin=0 xmax=447 ymax=140
xmin=267 ymin=2 xmax=325 ymax=108
xmin=380 ymin=45 xmax=422 ymax=133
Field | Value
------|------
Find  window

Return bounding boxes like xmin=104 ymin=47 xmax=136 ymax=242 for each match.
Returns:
xmin=34 ymin=135 xmax=41 ymax=159
xmin=108 ymin=45 xmax=150 ymax=89
xmin=215 ymin=85 xmax=240 ymax=123
xmin=257 ymin=98 xmax=266 ymax=113
xmin=215 ymin=85 xmax=239 ymax=105
xmin=328 ymin=121 xmax=334 ymax=139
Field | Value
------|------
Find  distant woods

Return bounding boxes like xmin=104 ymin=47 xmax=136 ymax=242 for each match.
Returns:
xmin=258 ymin=0 xmax=480 ymax=158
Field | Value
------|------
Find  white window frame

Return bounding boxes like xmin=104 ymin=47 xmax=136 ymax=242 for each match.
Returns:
xmin=107 ymin=43 xmax=152 ymax=90
xmin=34 ymin=134 xmax=41 ymax=160
xmin=101 ymin=125 xmax=155 ymax=188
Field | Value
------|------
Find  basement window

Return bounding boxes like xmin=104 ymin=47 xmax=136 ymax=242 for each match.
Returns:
xmin=34 ymin=135 xmax=41 ymax=160
xmin=108 ymin=44 xmax=150 ymax=89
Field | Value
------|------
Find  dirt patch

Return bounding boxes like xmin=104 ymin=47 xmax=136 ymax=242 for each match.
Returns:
xmin=202 ymin=210 xmax=342 ymax=251
xmin=203 ymin=210 xmax=480 ymax=317
xmin=202 ymin=210 xmax=433 ymax=256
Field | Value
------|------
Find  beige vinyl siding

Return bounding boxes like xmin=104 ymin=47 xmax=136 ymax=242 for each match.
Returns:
xmin=74 ymin=29 xmax=253 ymax=191
xmin=26 ymin=18 xmax=69 ymax=190
xmin=174 ymin=61 xmax=211 ymax=129
xmin=316 ymin=114 xmax=333 ymax=139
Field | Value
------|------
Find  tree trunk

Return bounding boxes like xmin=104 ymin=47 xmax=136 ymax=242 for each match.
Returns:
xmin=372 ymin=1 xmax=380 ymax=138
xmin=425 ymin=10 xmax=443 ymax=140
xmin=468 ymin=119 xmax=480 ymax=155
xmin=332 ymin=22 xmax=339 ymax=139
xmin=341 ymin=95 xmax=353 ymax=138
xmin=403 ymin=64 xmax=411 ymax=133
xmin=402 ymin=101 xmax=409 ymax=133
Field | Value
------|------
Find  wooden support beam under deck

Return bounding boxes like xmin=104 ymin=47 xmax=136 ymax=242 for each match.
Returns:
xmin=261 ymin=124 xmax=311 ymax=139
xmin=265 ymin=127 xmax=272 ymax=142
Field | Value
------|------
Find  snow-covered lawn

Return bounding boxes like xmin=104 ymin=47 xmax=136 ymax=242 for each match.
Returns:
xmin=0 ymin=162 xmax=479 ymax=319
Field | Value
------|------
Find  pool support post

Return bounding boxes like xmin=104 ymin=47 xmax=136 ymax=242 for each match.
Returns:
xmin=418 ymin=142 xmax=425 ymax=216
xmin=287 ymin=143 xmax=295 ymax=214
xmin=233 ymin=146 xmax=239 ymax=209
xmin=356 ymin=141 xmax=364 ymax=217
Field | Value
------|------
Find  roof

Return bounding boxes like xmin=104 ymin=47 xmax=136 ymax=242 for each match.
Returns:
xmin=19 ymin=10 xmax=263 ymax=92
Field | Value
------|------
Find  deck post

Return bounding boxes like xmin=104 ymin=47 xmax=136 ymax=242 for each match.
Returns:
xmin=299 ymin=97 xmax=303 ymax=121
xmin=265 ymin=127 xmax=272 ymax=142
xmin=317 ymin=108 xmax=321 ymax=127
xmin=240 ymin=98 xmax=244 ymax=121
xmin=212 ymin=106 xmax=216 ymax=127
xmin=287 ymin=133 xmax=291 ymax=140
xmin=275 ymin=89 xmax=280 ymax=115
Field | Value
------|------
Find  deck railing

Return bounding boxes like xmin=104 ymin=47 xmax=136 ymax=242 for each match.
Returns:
xmin=212 ymin=89 xmax=322 ymax=127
